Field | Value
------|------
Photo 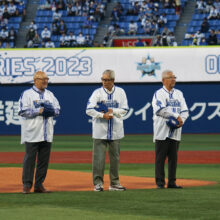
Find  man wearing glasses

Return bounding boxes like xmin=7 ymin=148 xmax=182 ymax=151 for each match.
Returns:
xmin=152 ymin=70 xmax=189 ymax=189
xmin=18 ymin=71 xmax=60 ymax=194
xmin=86 ymin=70 xmax=129 ymax=192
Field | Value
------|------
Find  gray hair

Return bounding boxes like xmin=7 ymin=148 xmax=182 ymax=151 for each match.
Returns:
xmin=162 ymin=70 xmax=173 ymax=79
xmin=102 ymin=69 xmax=115 ymax=80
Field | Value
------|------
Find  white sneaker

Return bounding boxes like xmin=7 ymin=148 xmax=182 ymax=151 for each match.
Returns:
xmin=94 ymin=183 xmax=104 ymax=192
xmin=109 ymin=184 xmax=126 ymax=191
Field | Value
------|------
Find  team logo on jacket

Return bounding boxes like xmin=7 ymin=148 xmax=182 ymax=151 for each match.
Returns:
xmin=136 ymin=54 xmax=161 ymax=77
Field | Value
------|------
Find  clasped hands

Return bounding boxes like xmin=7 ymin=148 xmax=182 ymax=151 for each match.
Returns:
xmin=103 ymin=108 xmax=113 ymax=120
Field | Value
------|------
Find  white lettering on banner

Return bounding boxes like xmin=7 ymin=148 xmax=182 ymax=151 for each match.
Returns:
xmin=134 ymin=102 xmax=151 ymax=121
xmin=0 ymin=101 xmax=4 ymax=121
xmin=5 ymin=101 xmax=21 ymax=125
xmin=207 ymin=102 xmax=220 ymax=120
xmin=190 ymin=103 xmax=206 ymax=121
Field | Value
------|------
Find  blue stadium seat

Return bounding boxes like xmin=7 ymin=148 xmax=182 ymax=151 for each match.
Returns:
xmin=166 ymin=15 xmax=179 ymax=21
xmin=8 ymin=17 xmax=22 ymax=23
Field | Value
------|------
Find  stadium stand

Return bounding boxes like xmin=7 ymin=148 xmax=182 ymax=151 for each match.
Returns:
xmin=182 ymin=0 xmax=220 ymax=46
xmin=105 ymin=0 xmax=190 ymax=46
xmin=0 ymin=0 xmax=26 ymax=48
xmin=24 ymin=0 xmax=106 ymax=48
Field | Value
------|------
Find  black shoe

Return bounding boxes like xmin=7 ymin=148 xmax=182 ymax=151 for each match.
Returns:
xmin=167 ymin=184 xmax=183 ymax=189
xmin=157 ymin=185 xmax=165 ymax=189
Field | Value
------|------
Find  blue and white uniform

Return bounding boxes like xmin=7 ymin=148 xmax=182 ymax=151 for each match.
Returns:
xmin=86 ymin=86 xmax=129 ymax=140
xmin=18 ymin=86 xmax=60 ymax=144
xmin=152 ymin=86 xmax=189 ymax=142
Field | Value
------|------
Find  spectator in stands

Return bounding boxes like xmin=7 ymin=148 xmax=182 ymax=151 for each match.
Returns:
xmin=60 ymin=32 xmax=69 ymax=47
xmin=45 ymin=40 xmax=55 ymax=48
xmin=208 ymin=5 xmax=219 ymax=20
xmin=0 ymin=27 xmax=9 ymax=48
xmin=214 ymin=0 xmax=220 ymax=10
xmin=175 ymin=0 xmax=181 ymax=15
xmin=199 ymin=37 xmax=207 ymax=45
xmin=153 ymin=35 xmax=162 ymax=46
xmin=26 ymin=27 xmax=36 ymax=48
xmin=158 ymin=13 xmax=167 ymax=28
xmin=82 ymin=16 xmax=92 ymax=28
xmin=167 ymin=32 xmax=178 ymax=46
xmin=38 ymin=0 xmax=52 ymax=10
xmin=143 ymin=19 xmax=152 ymax=35
xmin=67 ymin=3 xmax=74 ymax=16
xmin=207 ymin=29 xmax=218 ymax=45
xmin=51 ymin=21 xmax=59 ymax=35
xmin=52 ymin=8 xmax=62 ymax=23
xmin=161 ymin=26 xmax=171 ymax=35
xmin=196 ymin=0 xmax=207 ymax=14
xmin=111 ymin=7 xmax=120 ymax=22
xmin=193 ymin=30 xmax=204 ymax=45
xmin=8 ymin=1 xmax=18 ymax=17
xmin=32 ymin=33 xmax=41 ymax=48
xmin=127 ymin=1 xmax=140 ymax=15
xmin=85 ymin=34 xmax=93 ymax=47
xmin=56 ymin=0 xmax=65 ymax=11
xmin=29 ymin=20 xmax=38 ymax=32
xmin=76 ymin=32 xmax=86 ymax=47
xmin=128 ymin=20 xmax=138 ymax=35
xmin=16 ymin=1 xmax=26 ymax=20
xmin=57 ymin=19 xmax=67 ymax=35
xmin=2 ymin=6 xmax=10 ymax=23
xmin=135 ymin=38 xmax=145 ymax=47
xmin=161 ymin=32 xmax=168 ymax=46
xmin=8 ymin=26 xmax=16 ymax=46
xmin=200 ymin=17 xmax=210 ymax=33
xmin=68 ymin=31 xmax=76 ymax=47
xmin=41 ymin=26 xmax=51 ymax=43
xmin=103 ymin=32 xmax=110 ymax=47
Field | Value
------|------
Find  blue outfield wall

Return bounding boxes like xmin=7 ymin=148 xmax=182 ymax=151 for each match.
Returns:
xmin=0 ymin=83 xmax=219 ymax=135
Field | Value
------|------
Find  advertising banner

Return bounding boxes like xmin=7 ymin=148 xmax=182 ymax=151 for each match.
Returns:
xmin=0 ymin=47 xmax=219 ymax=84
xmin=0 ymin=83 xmax=219 ymax=135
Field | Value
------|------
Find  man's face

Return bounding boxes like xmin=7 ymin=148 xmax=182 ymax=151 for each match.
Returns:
xmin=34 ymin=73 xmax=49 ymax=90
xmin=163 ymin=72 xmax=176 ymax=90
xmin=101 ymin=73 xmax=114 ymax=91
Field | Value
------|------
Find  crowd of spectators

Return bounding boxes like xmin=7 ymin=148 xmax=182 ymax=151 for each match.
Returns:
xmin=104 ymin=0 xmax=181 ymax=46
xmin=25 ymin=0 xmax=107 ymax=48
xmin=0 ymin=0 xmax=26 ymax=48
xmin=184 ymin=0 xmax=219 ymax=46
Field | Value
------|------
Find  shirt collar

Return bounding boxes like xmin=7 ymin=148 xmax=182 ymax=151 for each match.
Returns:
xmin=103 ymin=86 xmax=115 ymax=94
xmin=163 ymin=85 xmax=174 ymax=93
xmin=33 ymin=85 xmax=45 ymax=94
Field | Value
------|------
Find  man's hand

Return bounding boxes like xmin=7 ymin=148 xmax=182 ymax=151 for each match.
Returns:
xmin=177 ymin=116 xmax=183 ymax=127
xmin=103 ymin=109 xmax=113 ymax=120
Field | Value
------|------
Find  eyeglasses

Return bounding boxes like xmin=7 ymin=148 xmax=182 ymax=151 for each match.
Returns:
xmin=164 ymin=76 xmax=177 ymax=80
xmin=101 ymin=78 xmax=113 ymax=82
xmin=36 ymin=78 xmax=49 ymax=81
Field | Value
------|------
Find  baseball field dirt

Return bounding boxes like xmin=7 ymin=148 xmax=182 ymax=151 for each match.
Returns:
xmin=0 ymin=167 xmax=217 ymax=193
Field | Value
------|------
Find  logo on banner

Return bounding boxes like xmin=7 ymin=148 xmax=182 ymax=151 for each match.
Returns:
xmin=136 ymin=54 xmax=161 ymax=77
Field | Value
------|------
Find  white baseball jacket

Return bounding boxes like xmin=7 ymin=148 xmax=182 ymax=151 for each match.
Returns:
xmin=86 ymin=86 xmax=129 ymax=140
xmin=18 ymin=86 xmax=60 ymax=144
xmin=152 ymin=86 xmax=189 ymax=142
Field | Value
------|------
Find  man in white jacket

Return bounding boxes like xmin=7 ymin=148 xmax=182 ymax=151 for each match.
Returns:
xmin=86 ymin=70 xmax=129 ymax=192
xmin=152 ymin=70 xmax=189 ymax=189
xmin=19 ymin=71 xmax=60 ymax=194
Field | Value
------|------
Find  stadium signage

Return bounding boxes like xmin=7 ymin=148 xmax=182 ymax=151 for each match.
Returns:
xmin=0 ymin=47 xmax=219 ymax=84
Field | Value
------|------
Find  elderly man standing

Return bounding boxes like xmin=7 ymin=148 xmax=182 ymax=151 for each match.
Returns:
xmin=152 ymin=70 xmax=189 ymax=189
xmin=86 ymin=70 xmax=129 ymax=192
xmin=18 ymin=71 xmax=60 ymax=194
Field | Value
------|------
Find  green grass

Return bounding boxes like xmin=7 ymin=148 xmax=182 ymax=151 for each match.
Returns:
xmin=0 ymin=134 xmax=220 ymax=220
xmin=0 ymin=134 xmax=220 ymax=152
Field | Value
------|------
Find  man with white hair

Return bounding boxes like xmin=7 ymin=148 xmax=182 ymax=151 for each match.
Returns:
xmin=86 ymin=70 xmax=129 ymax=192
xmin=18 ymin=71 xmax=60 ymax=194
xmin=152 ymin=70 xmax=189 ymax=189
